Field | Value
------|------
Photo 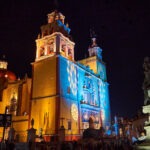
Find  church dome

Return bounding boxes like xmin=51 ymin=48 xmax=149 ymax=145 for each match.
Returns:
xmin=0 ymin=70 xmax=16 ymax=81
xmin=5 ymin=70 xmax=16 ymax=81
xmin=0 ymin=55 xmax=16 ymax=81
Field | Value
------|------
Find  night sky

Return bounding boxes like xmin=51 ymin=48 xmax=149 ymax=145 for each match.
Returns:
xmin=0 ymin=0 xmax=150 ymax=118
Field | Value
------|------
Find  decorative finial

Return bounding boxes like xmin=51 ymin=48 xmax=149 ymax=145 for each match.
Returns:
xmin=90 ymin=28 xmax=97 ymax=47
xmin=31 ymin=118 xmax=34 ymax=128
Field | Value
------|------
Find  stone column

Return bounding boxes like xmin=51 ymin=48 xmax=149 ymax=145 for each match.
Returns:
xmin=58 ymin=126 xmax=65 ymax=142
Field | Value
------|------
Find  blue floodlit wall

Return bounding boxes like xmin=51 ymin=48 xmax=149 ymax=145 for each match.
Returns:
xmin=77 ymin=66 xmax=101 ymax=125
xmin=59 ymin=56 xmax=78 ymax=101
xmin=98 ymin=79 xmax=111 ymax=127
xmin=97 ymin=61 xmax=107 ymax=81
xmin=58 ymin=55 xmax=111 ymax=128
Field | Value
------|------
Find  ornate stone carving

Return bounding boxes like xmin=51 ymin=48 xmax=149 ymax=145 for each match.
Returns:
xmin=142 ymin=57 xmax=150 ymax=105
xmin=40 ymin=11 xmax=71 ymax=39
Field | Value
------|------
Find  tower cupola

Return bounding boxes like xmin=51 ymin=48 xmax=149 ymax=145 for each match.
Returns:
xmin=40 ymin=10 xmax=71 ymax=38
xmin=35 ymin=10 xmax=75 ymax=62
xmin=47 ymin=10 xmax=65 ymax=24
xmin=0 ymin=55 xmax=8 ymax=70
xmin=88 ymin=30 xmax=102 ymax=60
xmin=0 ymin=55 xmax=16 ymax=81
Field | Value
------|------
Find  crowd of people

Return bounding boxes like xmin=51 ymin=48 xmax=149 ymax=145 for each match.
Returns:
xmin=0 ymin=117 xmax=147 ymax=150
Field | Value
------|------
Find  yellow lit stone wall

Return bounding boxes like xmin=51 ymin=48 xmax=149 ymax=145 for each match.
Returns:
xmin=32 ymin=56 xmax=57 ymax=99
xmin=60 ymin=98 xmax=79 ymax=135
xmin=31 ymin=97 xmax=57 ymax=135
xmin=0 ymin=79 xmax=31 ymax=140
xmin=21 ymin=79 xmax=31 ymax=115
xmin=79 ymin=56 xmax=97 ymax=74
xmin=12 ymin=115 xmax=29 ymax=142
xmin=31 ymin=56 xmax=58 ymax=135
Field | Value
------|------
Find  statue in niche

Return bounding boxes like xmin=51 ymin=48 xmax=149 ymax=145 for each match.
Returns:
xmin=142 ymin=57 xmax=150 ymax=105
xmin=10 ymin=93 xmax=17 ymax=115
xmin=47 ymin=39 xmax=54 ymax=55
xmin=43 ymin=112 xmax=50 ymax=134
xmin=40 ymin=47 xmax=45 ymax=56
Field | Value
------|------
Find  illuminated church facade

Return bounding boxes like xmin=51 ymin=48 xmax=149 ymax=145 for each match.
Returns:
xmin=0 ymin=10 xmax=111 ymax=141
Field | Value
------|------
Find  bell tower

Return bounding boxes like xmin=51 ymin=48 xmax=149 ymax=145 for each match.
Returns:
xmin=88 ymin=30 xmax=102 ymax=60
xmin=79 ymin=30 xmax=107 ymax=81
xmin=35 ymin=10 xmax=75 ymax=62
xmin=31 ymin=10 xmax=75 ymax=135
